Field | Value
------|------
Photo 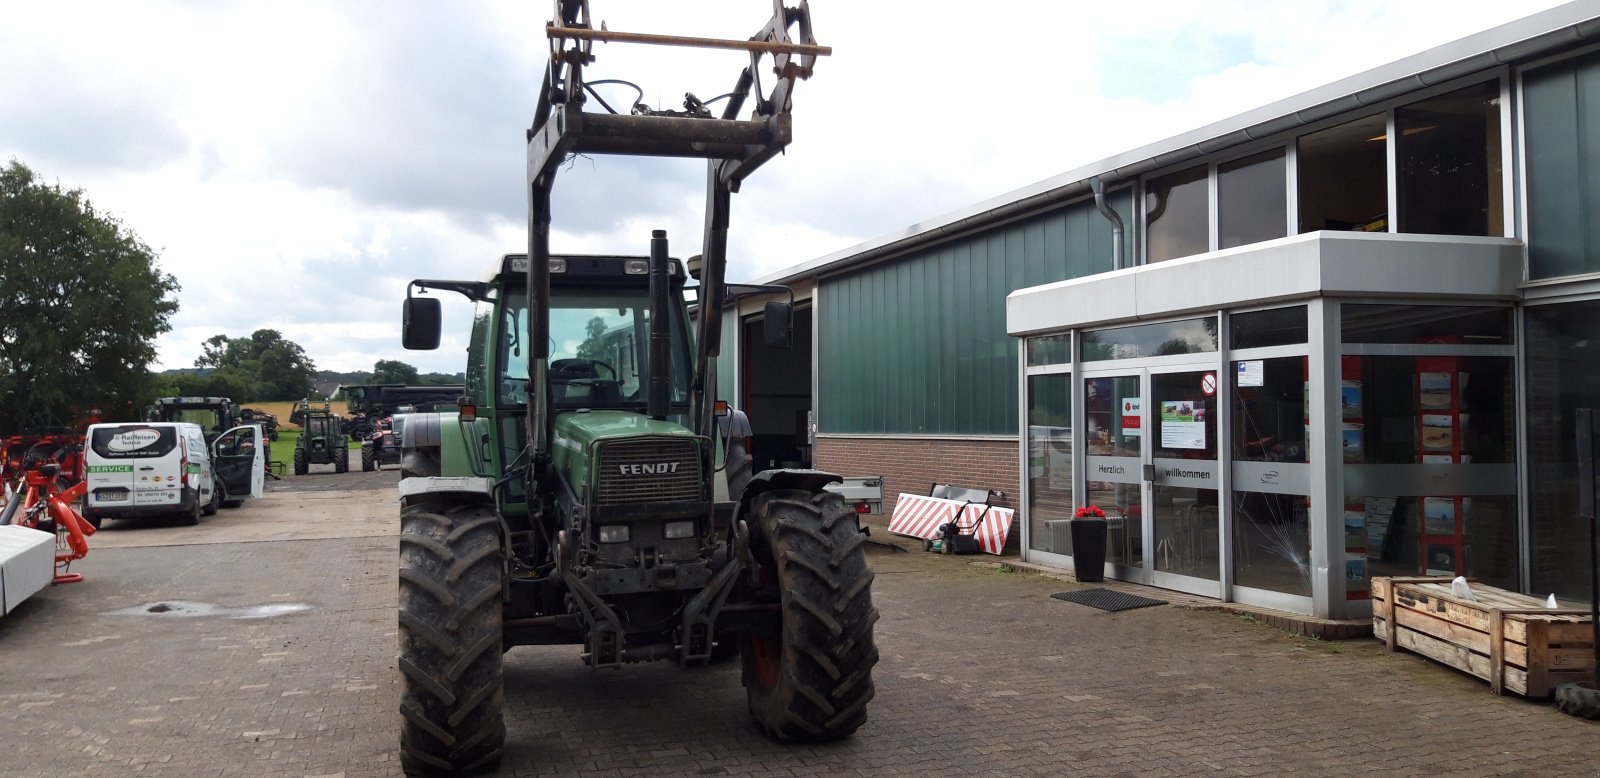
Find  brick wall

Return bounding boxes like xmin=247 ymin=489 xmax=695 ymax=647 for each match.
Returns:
xmin=815 ymin=436 xmax=1020 ymax=513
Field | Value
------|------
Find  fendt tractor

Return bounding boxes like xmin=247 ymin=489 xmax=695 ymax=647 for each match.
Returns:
xmin=145 ymin=396 xmax=239 ymax=444
xmin=390 ymin=3 xmax=875 ymax=774
xmin=291 ymin=400 xmax=349 ymax=475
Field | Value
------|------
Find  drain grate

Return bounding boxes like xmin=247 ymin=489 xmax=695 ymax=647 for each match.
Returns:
xmin=1050 ymin=588 xmax=1167 ymax=612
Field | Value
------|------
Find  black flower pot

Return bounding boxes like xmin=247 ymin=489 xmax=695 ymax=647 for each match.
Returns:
xmin=1070 ymin=519 xmax=1107 ymax=583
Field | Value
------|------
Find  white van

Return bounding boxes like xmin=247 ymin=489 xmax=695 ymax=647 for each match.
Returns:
xmin=82 ymin=422 xmax=264 ymax=527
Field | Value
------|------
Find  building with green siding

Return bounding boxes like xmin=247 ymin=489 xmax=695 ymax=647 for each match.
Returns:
xmin=720 ymin=3 xmax=1600 ymax=618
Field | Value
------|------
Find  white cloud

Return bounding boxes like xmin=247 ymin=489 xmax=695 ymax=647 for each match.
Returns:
xmin=0 ymin=0 xmax=1574 ymax=376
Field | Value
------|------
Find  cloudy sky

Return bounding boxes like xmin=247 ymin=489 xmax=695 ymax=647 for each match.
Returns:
xmin=0 ymin=1 xmax=1572 ymax=374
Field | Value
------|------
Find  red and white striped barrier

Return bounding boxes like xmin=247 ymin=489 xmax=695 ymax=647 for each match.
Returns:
xmin=887 ymin=492 xmax=1013 ymax=555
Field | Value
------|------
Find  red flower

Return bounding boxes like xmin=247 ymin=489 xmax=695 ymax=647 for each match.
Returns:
xmin=1074 ymin=506 xmax=1106 ymax=519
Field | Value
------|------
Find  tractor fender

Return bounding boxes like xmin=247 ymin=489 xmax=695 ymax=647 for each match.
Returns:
xmin=732 ymin=468 xmax=843 ymax=524
xmin=398 ymin=476 xmax=496 ymax=509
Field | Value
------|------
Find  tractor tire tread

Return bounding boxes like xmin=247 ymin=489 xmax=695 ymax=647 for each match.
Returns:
xmin=398 ymin=502 xmax=505 ymax=775
xmin=743 ymin=489 xmax=878 ymax=742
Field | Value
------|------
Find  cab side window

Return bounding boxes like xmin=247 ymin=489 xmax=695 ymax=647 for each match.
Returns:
xmin=215 ymin=429 xmax=241 ymax=457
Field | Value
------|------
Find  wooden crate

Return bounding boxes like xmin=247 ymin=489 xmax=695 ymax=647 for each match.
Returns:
xmin=1372 ymin=576 xmax=1595 ymax=698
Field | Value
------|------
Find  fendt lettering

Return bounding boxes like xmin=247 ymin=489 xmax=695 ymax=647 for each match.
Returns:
xmin=619 ymin=462 xmax=680 ymax=476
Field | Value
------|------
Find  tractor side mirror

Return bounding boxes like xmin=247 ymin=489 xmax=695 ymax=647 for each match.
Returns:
xmin=403 ymin=296 xmax=442 ymax=350
xmin=763 ymin=301 xmax=793 ymax=350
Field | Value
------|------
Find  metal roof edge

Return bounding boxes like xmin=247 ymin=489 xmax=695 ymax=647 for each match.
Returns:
xmin=751 ymin=1 xmax=1600 ymax=290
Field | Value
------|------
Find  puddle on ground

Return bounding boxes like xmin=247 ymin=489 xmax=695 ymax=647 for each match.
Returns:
xmin=109 ymin=600 xmax=313 ymax=619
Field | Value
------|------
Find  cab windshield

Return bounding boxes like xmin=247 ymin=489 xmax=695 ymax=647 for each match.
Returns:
xmin=498 ymin=288 xmax=692 ymax=409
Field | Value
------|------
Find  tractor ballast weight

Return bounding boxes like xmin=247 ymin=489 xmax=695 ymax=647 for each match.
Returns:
xmin=391 ymin=5 xmax=875 ymax=775
xmin=291 ymin=400 xmax=348 ymax=475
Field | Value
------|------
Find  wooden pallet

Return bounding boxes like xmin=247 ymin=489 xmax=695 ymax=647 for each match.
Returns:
xmin=1372 ymin=576 xmax=1595 ymax=698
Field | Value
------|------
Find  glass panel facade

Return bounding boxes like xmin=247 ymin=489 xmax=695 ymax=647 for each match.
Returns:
xmin=1084 ymin=375 xmax=1143 ymax=569
xmin=1297 ymin=114 xmax=1388 ymax=233
xmin=1027 ymin=374 xmax=1074 ymax=556
xmin=1340 ymin=304 xmax=1512 ymax=345
xmin=1145 ymin=165 xmax=1209 ymax=262
xmin=1081 ymin=317 xmax=1218 ymax=361
xmin=1230 ymin=306 xmax=1308 ymax=350
xmin=1232 ymin=356 xmax=1312 ymax=597
xmin=1525 ymin=301 xmax=1600 ymax=601
xmin=1026 ymin=334 xmax=1072 ymax=366
xmin=1396 ymin=81 xmax=1503 ymax=237
xmin=1218 ymin=149 xmax=1287 ymax=249
xmin=1523 ymin=50 xmax=1600 ymax=280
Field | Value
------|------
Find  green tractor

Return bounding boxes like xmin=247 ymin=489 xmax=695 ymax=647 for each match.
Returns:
xmin=391 ymin=5 xmax=874 ymax=774
xmin=291 ymin=400 xmax=348 ymax=476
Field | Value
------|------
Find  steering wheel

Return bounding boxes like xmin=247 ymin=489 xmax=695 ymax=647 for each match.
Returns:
xmin=551 ymin=358 xmax=618 ymax=382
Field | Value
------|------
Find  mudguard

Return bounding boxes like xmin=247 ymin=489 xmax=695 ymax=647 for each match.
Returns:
xmin=731 ymin=468 xmax=843 ymax=524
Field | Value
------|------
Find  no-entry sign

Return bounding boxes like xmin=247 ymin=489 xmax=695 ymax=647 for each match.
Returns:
xmin=1201 ymin=372 xmax=1217 ymax=396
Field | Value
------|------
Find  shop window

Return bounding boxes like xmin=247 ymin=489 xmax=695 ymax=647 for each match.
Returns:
xmin=1218 ymin=149 xmax=1287 ymax=249
xmin=1297 ymin=114 xmax=1387 ymax=233
xmin=1026 ymin=333 xmax=1072 ymax=366
xmin=1396 ymin=81 xmax=1502 ymax=237
xmin=1027 ymin=374 xmax=1073 ymax=556
xmin=1145 ymin=165 xmax=1209 ymax=262
xmin=1525 ymin=301 xmax=1600 ymax=601
xmin=1080 ymin=317 xmax=1217 ymax=362
xmin=1341 ymin=354 xmax=1517 ymax=592
xmin=1341 ymin=304 xmax=1511 ymax=344
xmin=1230 ymin=306 xmax=1307 ymax=350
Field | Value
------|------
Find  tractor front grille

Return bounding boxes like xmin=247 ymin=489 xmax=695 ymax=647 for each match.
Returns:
xmin=594 ymin=437 xmax=703 ymax=505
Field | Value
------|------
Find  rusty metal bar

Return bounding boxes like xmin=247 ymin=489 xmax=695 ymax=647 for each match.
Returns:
xmin=546 ymin=25 xmax=832 ymax=57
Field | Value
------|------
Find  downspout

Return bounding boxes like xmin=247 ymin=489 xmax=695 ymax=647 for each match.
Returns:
xmin=1090 ymin=176 xmax=1125 ymax=270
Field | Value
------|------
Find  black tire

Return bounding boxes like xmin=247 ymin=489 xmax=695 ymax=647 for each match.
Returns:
xmin=398 ymin=502 xmax=506 ymax=775
xmin=363 ymin=446 xmax=376 ymax=472
xmin=1555 ymin=683 xmax=1600 ymax=721
xmin=85 ymin=512 xmax=103 ymax=530
xmin=202 ymin=479 xmax=221 ymax=516
xmin=335 ymin=448 xmax=348 ymax=474
xmin=181 ymin=490 xmax=201 ymax=526
xmin=293 ymin=448 xmax=308 ymax=476
xmin=741 ymin=489 xmax=879 ymax=741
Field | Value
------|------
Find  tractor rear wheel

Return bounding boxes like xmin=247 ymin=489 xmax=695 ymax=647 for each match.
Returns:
xmin=362 ymin=446 xmax=376 ymax=472
xmin=398 ymin=501 xmax=505 ymax=775
xmin=741 ymin=489 xmax=879 ymax=741
xmin=335 ymin=447 xmax=349 ymax=474
xmin=293 ymin=448 xmax=308 ymax=476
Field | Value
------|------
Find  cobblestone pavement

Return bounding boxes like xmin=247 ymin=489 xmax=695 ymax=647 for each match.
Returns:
xmin=1 ymin=478 xmax=1594 ymax=777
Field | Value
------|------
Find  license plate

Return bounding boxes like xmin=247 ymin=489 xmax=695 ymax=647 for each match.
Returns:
xmin=97 ymin=491 xmax=128 ymax=502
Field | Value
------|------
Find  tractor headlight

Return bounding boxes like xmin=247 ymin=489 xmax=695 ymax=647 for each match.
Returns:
xmin=598 ymin=525 xmax=631 ymax=543
xmin=663 ymin=520 xmax=695 ymax=540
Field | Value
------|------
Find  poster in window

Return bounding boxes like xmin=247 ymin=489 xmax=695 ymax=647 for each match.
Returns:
xmin=1422 ymin=497 xmax=1456 ymax=536
xmin=1159 ymin=400 xmax=1205 ymax=450
xmin=1420 ymin=414 xmax=1454 ymax=451
xmin=1419 ymin=372 xmax=1452 ymax=409
xmin=1424 ymin=543 xmax=1457 ymax=576
xmin=1343 ymin=509 xmax=1366 ymax=550
xmin=1342 ymin=423 xmax=1364 ymax=463
xmin=1341 ymin=380 xmax=1362 ymax=420
xmin=1345 ymin=558 xmax=1368 ymax=593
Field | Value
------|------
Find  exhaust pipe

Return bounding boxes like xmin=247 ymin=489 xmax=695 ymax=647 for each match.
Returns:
xmin=648 ymin=229 xmax=672 ymax=421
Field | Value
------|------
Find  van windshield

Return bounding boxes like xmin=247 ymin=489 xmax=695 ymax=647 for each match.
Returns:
xmin=90 ymin=425 xmax=178 ymax=459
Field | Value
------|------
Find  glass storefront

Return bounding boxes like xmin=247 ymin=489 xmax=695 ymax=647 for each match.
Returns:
xmin=1019 ymin=301 xmax=1528 ymax=617
xmin=1525 ymin=301 xmax=1600 ymax=601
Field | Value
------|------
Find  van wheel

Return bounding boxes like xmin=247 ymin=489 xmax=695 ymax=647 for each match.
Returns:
xmin=202 ymin=479 xmax=221 ymax=516
xmin=182 ymin=492 xmax=202 ymax=526
xmin=85 ymin=513 xmax=103 ymax=530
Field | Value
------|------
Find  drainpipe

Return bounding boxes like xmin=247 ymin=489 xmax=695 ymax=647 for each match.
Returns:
xmin=1090 ymin=176 xmax=1125 ymax=269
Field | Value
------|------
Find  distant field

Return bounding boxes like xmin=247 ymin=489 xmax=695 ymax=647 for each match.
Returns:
xmin=244 ymin=400 xmax=349 ymax=432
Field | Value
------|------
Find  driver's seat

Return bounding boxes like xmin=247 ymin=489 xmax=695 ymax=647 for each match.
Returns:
xmin=550 ymin=359 xmax=619 ymax=405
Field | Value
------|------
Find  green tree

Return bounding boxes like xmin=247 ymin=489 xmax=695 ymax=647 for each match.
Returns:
xmin=372 ymin=359 xmax=420 ymax=384
xmin=193 ymin=329 xmax=316 ymax=400
xmin=0 ymin=160 xmax=180 ymax=429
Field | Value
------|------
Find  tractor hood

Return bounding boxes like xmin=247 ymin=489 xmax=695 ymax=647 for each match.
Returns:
xmin=550 ymin=411 xmax=706 ymax=507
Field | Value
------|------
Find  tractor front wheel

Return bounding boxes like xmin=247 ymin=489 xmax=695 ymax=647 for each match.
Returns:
xmin=741 ymin=489 xmax=879 ymax=741
xmin=335 ymin=447 xmax=349 ymax=474
xmin=362 ymin=446 xmax=376 ymax=472
xmin=398 ymin=501 xmax=506 ymax=775
xmin=293 ymin=448 xmax=307 ymax=476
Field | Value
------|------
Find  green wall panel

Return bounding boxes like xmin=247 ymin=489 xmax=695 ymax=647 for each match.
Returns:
xmin=819 ymin=193 xmax=1129 ymax=435
xmin=1525 ymin=50 xmax=1600 ymax=280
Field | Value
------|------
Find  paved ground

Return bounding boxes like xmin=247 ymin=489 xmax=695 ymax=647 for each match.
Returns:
xmin=1 ymin=473 xmax=1594 ymax=777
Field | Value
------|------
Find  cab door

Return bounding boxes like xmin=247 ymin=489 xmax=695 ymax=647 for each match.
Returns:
xmin=213 ymin=425 xmax=265 ymax=500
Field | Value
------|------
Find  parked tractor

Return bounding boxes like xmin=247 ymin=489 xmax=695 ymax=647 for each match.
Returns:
xmin=338 ymin=384 xmax=462 ymax=442
xmin=239 ymin=408 xmax=280 ymax=441
xmin=390 ymin=5 xmax=872 ymax=774
xmin=360 ymin=415 xmax=404 ymax=472
xmin=291 ymin=400 xmax=348 ymax=475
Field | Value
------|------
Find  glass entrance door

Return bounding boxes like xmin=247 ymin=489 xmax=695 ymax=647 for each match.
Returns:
xmin=1083 ymin=373 xmax=1146 ymax=581
xmin=1148 ymin=367 xmax=1222 ymax=596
